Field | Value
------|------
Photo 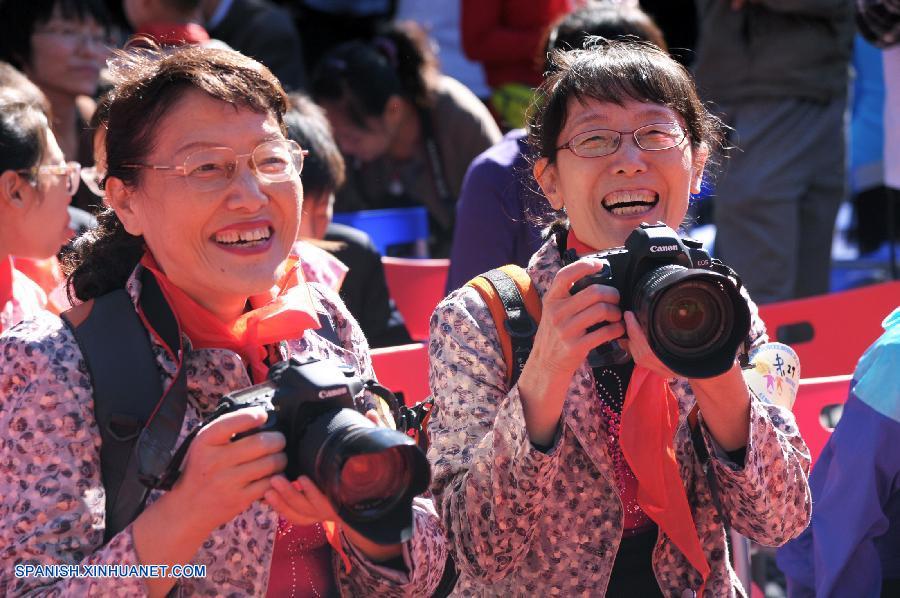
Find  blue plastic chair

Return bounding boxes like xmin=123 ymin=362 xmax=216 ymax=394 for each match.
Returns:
xmin=332 ymin=207 xmax=430 ymax=257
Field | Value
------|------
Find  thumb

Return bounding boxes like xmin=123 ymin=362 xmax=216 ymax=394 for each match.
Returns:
xmin=198 ymin=405 xmax=269 ymax=446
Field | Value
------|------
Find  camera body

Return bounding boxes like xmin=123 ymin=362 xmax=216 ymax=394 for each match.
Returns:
xmin=570 ymin=222 xmax=750 ymax=378
xmin=165 ymin=358 xmax=430 ymax=545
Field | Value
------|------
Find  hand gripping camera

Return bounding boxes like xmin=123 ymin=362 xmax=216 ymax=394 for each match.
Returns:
xmin=569 ymin=222 xmax=751 ymax=378
xmin=150 ymin=358 xmax=431 ymax=545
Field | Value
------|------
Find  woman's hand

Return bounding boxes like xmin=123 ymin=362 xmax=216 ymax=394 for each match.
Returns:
xmin=620 ymin=311 xmax=750 ymax=450
xmin=264 ymin=409 xmax=404 ymax=562
xmin=618 ymin=311 xmax=678 ymax=379
xmin=133 ymin=406 xmax=286 ymax=598
xmin=170 ymin=405 xmax=287 ymax=532
xmin=517 ymin=259 xmax=626 ymax=445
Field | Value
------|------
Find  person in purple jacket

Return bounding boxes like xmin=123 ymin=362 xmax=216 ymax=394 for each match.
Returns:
xmin=445 ymin=3 xmax=668 ymax=292
xmin=776 ymin=307 xmax=900 ymax=597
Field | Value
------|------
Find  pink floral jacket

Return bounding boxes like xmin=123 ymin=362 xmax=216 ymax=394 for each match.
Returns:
xmin=0 ymin=266 xmax=448 ymax=597
xmin=427 ymin=236 xmax=812 ymax=597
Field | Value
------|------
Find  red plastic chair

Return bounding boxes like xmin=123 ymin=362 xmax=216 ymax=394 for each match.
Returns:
xmin=382 ymin=257 xmax=450 ymax=342
xmin=757 ymin=281 xmax=900 ymax=378
xmin=792 ymin=374 xmax=852 ymax=467
xmin=370 ymin=343 xmax=431 ymax=407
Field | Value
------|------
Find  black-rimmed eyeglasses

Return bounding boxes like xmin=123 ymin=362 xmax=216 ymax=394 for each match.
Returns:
xmin=557 ymin=123 xmax=687 ymax=158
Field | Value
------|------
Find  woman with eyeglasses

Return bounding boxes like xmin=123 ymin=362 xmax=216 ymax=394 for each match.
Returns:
xmin=427 ymin=40 xmax=811 ymax=596
xmin=0 ymin=0 xmax=113 ymax=213
xmin=0 ymin=45 xmax=449 ymax=597
xmin=0 ymin=90 xmax=78 ymax=332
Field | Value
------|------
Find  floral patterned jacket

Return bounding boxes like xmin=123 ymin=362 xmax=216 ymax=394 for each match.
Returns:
xmin=0 ymin=265 xmax=448 ymax=597
xmin=427 ymin=235 xmax=812 ymax=597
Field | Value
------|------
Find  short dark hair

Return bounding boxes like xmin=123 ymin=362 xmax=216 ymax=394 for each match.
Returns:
xmin=0 ymin=0 xmax=112 ymax=70
xmin=310 ymin=21 xmax=438 ymax=129
xmin=66 ymin=44 xmax=289 ymax=302
xmin=284 ymin=93 xmax=345 ymax=200
xmin=529 ymin=39 xmax=722 ymax=166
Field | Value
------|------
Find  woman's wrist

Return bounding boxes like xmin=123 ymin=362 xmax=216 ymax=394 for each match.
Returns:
xmin=517 ymin=360 xmax=571 ymax=446
xmin=689 ymin=362 xmax=751 ymax=451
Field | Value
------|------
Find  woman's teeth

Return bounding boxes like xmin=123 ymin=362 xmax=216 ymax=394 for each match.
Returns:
xmin=214 ymin=227 xmax=272 ymax=245
xmin=602 ymin=190 xmax=659 ymax=216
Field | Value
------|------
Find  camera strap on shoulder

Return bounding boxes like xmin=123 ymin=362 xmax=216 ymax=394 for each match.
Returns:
xmin=466 ymin=265 xmax=542 ymax=386
xmin=62 ymin=270 xmax=187 ymax=543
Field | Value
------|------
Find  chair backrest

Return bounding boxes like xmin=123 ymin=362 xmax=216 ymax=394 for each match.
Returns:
xmin=793 ymin=375 xmax=853 ymax=466
xmin=757 ymin=281 xmax=900 ymax=378
xmin=332 ymin=207 xmax=430 ymax=257
xmin=382 ymin=257 xmax=450 ymax=342
xmin=370 ymin=342 xmax=431 ymax=407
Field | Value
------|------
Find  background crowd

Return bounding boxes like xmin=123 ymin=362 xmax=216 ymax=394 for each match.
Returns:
xmin=0 ymin=0 xmax=898 ymax=597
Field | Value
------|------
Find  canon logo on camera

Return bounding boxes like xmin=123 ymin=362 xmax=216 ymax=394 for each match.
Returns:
xmin=649 ymin=244 xmax=679 ymax=253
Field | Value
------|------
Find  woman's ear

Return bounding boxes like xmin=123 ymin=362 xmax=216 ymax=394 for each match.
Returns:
xmin=690 ymin=143 xmax=710 ymax=196
xmin=0 ymin=170 xmax=28 ymax=208
xmin=534 ymin=158 xmax=564 ymax=211
xmin=104 ymin=176 xmax=143 ymax=236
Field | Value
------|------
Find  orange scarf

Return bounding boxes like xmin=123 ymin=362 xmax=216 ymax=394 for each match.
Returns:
xmin=568 ymin=231 xmax=710 ymax=590
xmin=139 ymin=252 xmax=320 ymax=383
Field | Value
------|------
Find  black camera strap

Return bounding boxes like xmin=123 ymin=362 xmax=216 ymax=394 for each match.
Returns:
xmin=62 ymin=269 xmax=187 ymax=543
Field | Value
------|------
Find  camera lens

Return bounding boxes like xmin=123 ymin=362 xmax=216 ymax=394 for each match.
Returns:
xmin=656 ymin=279 xmax=729 ymax=354
xmin=632 ymin=265 xmax=749 ymax=378
xmin=338 ymin=447 xmax=414 ymax=519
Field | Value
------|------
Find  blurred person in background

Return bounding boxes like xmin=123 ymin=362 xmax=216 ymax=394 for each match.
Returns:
xmin=446 ymin=3 xmax=668 ymax=291
xmin=312 ymin=21 xmax=500 ymax=257
xmin=0 ymin=84 xmax=79 ymax=328
xmin=692 ymin=0 xmax=854 ymax=303
xmin=285 ymin=93 xmax=413 ymax=347
xmin=855 ymin=0 xmax=900 ymax=276
xmin=123 ymin=0 xmax=215 ymax=46
xmin=394 ymin=0 xmax=490 ymax=102
xmin=292 ymin=0 xmax=396 ymax=76
xmin=0 ymin=0 xmax=113 ymax=213
xmin=200 ymin=0 xmax=307 ymax=91
xmin=776 ymin=307 xmax=900 ymax=596
xmin=460 ymin=0 xmax=590 ymax=129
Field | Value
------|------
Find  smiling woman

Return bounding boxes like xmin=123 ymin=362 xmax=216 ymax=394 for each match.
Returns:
xmin=427 ymin=40 xmax=812 ymax=596
xmin=0 ymin=45 xmax=449 ymax=598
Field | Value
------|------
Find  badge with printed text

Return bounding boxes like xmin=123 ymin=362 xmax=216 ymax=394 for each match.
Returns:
xmin=743 ymin=342 xmax=801 ymax=410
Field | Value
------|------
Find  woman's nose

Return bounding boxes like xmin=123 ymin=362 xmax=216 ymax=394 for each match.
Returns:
xmin=225 ymin=163 xmax=270 ymax=210
xmin=608 ymin=136 xmax=648 ymax=176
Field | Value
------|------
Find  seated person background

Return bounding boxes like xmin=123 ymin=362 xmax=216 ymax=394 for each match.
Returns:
xmin=776 ymin=307 xmax=900 ymax=597
xmin=284 ymin=93 xmax=413 ymax=348
xmin=311 ymin=21 xmax=501 ymax=256
xmin=0 ymin=76 xmax=80 ymax=328
xmin=446 ymin=3 xmax=669 ymax=291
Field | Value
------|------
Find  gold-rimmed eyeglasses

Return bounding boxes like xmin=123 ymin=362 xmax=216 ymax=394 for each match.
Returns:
xmin=16 ymin=161 xmax=82 ymax=196
xmin=557 ymin=122 xmax=687 ymax=158
xmin=121 ymin=139 xmax=307 ymax=192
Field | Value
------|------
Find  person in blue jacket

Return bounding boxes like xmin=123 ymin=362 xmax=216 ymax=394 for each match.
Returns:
xmin=776 ymin=307 xmax=900 ymax=597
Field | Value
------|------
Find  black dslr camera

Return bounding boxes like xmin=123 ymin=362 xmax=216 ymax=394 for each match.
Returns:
xmin=148 ymin=358 xmax=431 ymax=546
xmin=569 ymin=222 xmax=750 ymax=378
